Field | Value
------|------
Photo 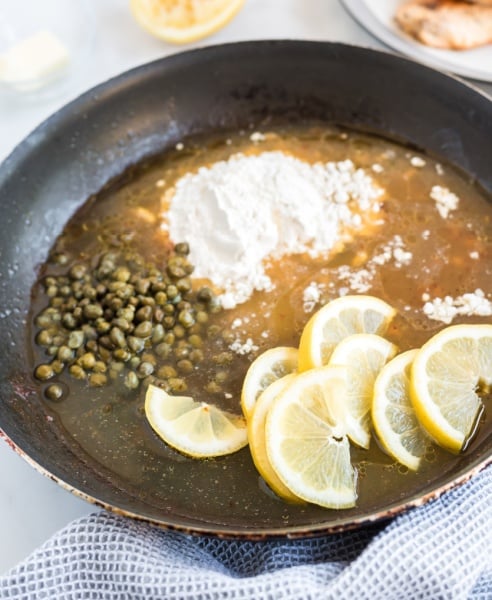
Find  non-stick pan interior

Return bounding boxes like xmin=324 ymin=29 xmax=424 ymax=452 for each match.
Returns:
xmin=0 ymin=41 xmax=491 ymax=537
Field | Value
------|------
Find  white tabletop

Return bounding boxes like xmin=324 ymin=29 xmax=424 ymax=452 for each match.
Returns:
xmin=0 ymin=0 xmax=489 ymax=575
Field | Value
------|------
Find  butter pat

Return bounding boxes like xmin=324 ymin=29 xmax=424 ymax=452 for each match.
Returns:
xmin=0 ymin=30 xmax=69 ymax=90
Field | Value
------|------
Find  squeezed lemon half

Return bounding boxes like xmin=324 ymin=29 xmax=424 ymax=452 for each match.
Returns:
xmin=130 ymin=0 xmax=245 ymax=44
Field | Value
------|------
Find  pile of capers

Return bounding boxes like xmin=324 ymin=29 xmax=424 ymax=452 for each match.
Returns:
xmin=33 ymin=243 xmax=222 ymax=400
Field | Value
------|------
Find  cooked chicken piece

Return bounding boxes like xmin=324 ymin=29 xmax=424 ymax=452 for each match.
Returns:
xmin=395 ymin=0 xmax=492 ymax=49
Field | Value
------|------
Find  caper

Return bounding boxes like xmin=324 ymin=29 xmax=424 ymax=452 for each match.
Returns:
xmin=127 ymin=336 xmax=145 ymax=353
xmin=93 ymin=361 xmax=107 ymax=373
xmin=116 ymin=284 xmax=134 ymax=301
xmin=46 ymin=285 xmax=58 ymax=298
xmin=151 ymin=324 xmax=165 ymax=344
xmin=110 ymin=327 xmax=126 ymax=348
xmin=136 ymin=305 xmax=152 ymax=322
xmin=52 ymin=252 xmax=69 ymax=265
xmin=78 ymin=352 xmax=96 ymax=370
xmin=129 ymin=356 xmax=141 ymax=369
xmin=46 ymin=346 xmax=58 ymax=357
xmin=52 ymin=334 xmax=65 ymax=347
xmin=154 ymin=291 xmax=167 ymax=306
xmin=168 ymin=377 xmax=187 ymax=392
xmin=82 ymin=324 xmax=98 ymax=340
xmin=51 ymin=359 xmax=65 ymax=375
xmin=177 ymin=359 xmax=194 ymax=374
xmin=36 ymin=329 xmax=53 ymax=346
xmin=34 ymin=364 xmax=55 ymax=381
xmin=197 ymin=287 xmax=214 ymax=303
xmin=67 ymin=329 xmax=84 ymax=349
xmin=113 ymin=266 xmax=131 ymax=283
xmin=155 ymin=342 xmax=171 ymax=358
xmin=215 ymin=370 xmax=228 ymax=384
xmin=137 ymin=361 xmax=154 ymax=378
xmin=174 ymin=346 xmax=190 ymax=360
xmin=69 ymin=264 xmax=87 ymax=280
xmin=86 ymin=340 xmax=98 ymax=354
xmin=113 ymin=348 xmax=131 ymax=362
xmin=164 ymin=332 xmax=175 ymax=345
xmin=188 ymin=334 xmax=203 ymax=348
xmin=167 ymin=264 xmax=186 ymax=279
xmin=124 ymin=371 xmax=139 ymax=390
xmin=57 ymin=345 xmax=73 ymax=362
xmin=81 ymin=284 xmax=97 ymax=300
xmin=69 ymin=364 xmax=86 ymax=380
xmin=213 ymin=351 xmax=233 ymax=365
xmin=45 ymin=384 xmax=64 ymax=401
xmin=62 ymin=313 xmax=78 ymax=330
xmin=95 ymin=319 xmax=111 ymax=334
xmin=196 ymin=311 xmax=209 ymax=324
xmin=163 ymin=315 xmax=175 ymax=329
xmin=163 ymin=304 xmax=175 ymax=315
xmin=134 ymin=321 xmax=152 ymax=338
xmin=189 ymin=349 xmax=204 ymax=363
xmin=157 ymin=365 xmax=177 ymax=379
xmin=89 ymin=373 xmax=107 ymax=387
xmin=134 ymin=278 xmax=150 ymax=295
xmin=174 ymin=242 xmax=190 ymax=255
xmin=141 ymin=352 xmax=157 ymax=366
xmin=173 ymin=325 xmax=185 ymax=339
xmin=109 ymin=360 xmax=125 ymax=373
xmin=50 ymin=298 xmax=63 ymax=309
xmin=178 ymin=310 xmax=195 ymax=328
xmin=59 ymin=285 xmax=71 ymax=297
xmin=117 ymin=307 xmax=135 ymax=322
xmin=205 ymin=381 xmax=222 ymax=394
xmin=166 ymin=284 xmax=179 ymax=300
xmin=176 ymin=278 xmax=192 ymax=293
xmin=83 ymin=304 xmax=103 ymax=320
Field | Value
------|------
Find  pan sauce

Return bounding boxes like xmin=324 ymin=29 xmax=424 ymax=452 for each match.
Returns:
xmin=29 ymin=126 xmax=492 ymax=517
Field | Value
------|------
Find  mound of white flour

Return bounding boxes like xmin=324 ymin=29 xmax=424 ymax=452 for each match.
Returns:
xmin=165 ymin=151 xmax=383 ymax=308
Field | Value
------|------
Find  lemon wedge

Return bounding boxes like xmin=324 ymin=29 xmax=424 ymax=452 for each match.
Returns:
xmin=247 ymin=374 xmax=301 ymax=503
xmin=298 ymin=295 xmax=396 ymax=372
xmin=410 ymin=324 xmax=492 ymax=453
xmin=130 ymin=0 xmax=245 ymax=44
xmin=145 ymin=384 xmax=248 ymax=457
xmin=372 ymin=349 xmax=430 ymax=470
xmin=328 ymin=333 xmax=398 ymax=449
xmin=265 ymin=366 xmax=357 ymax=509
xmin=241 ymin=346 xmax=299 ymax=420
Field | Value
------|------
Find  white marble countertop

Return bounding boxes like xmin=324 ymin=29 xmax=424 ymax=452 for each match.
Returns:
xmin=0 ymin=0 xmax=489 ymax=576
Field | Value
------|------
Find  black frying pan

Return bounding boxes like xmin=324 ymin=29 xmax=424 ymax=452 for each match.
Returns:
xmin=0 ymin=41 xmax=491 ymax=538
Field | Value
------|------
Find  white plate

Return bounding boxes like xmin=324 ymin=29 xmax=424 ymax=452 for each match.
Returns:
xmin=341 ymin=0 xmax=492 ymax=82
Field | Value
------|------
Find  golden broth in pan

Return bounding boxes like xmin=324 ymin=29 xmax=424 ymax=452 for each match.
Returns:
xmin=28 ymin=126 xmax=492 ymax=520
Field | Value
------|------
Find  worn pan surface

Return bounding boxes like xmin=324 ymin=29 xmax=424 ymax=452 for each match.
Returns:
xmin=0 ymin=41 xmax=491 ymax=538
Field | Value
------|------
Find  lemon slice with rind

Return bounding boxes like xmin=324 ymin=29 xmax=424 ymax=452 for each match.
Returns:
xmin=372 ymin=349 xmax=430 ymax=470
xmin=298 ymin=295 xmax=396 ymax=372
xmin=328 ymin=333 xmax=398 ymax=449
xmin=410 ymin=324 xmax=492 ymax=453
xmin=130 ymin=0 xmax=245 ymax=44
xmin=241 ymin=346 xmax=299 ymax=420
xmin=265 ymin=366 xmax=357 ymax=509
xmin=145 ymin=384 xmax=248 ymax=458
xmin=248 ymin=374 xmax=301 ymax=503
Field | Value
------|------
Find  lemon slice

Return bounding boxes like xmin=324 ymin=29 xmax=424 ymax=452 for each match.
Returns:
xmin=241 ymin=346 xmax=299 ymax=420
xmin=130 ymin=0 xmax=245 ymax=44
xmin=247 ymin=374 xmax=301 ymax=503
xmin=145 ymin=384 xmax=248 ymax=457
xmin=372 ymin=349 xmax=430 ymax=470
xmin=410 ymin=324 xmax=492 ymax=453
xmin=265 ymin=366 xmax=357 ymax=509
xmin=298 ymin=295 xmax=396 ymax=372
xmin=328 ymin=333 xmax=398 ymax=449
